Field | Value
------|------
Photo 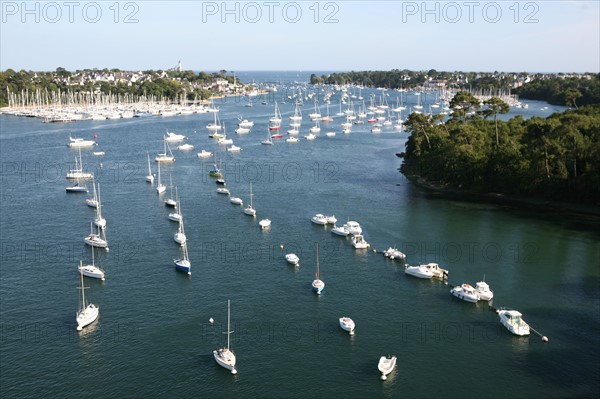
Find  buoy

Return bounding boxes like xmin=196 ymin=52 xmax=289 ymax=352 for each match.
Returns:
xmin=380 ymin=375 xmax=387 ymax=381
xmin=231 ymin=368 xmax=237 ymax=375
xmin=209 ymin=318 xmax=214 ymax=324
xmin=530 ymin=326 xmax=548 ymax=343
xmin=279 ymin=244 xmax=284 ymax=250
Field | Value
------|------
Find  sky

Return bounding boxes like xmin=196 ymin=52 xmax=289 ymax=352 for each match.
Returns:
xmin=1 ymin=0 xmax=598 ymax=72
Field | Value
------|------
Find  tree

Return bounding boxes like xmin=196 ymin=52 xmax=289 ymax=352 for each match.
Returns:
xmin=480 ymin=97 xmax=510 ymax=146
xmin=449 ymin=91 xmax=481 ymax=124
xmin=563 ymin=88 xmax=582 ymax=108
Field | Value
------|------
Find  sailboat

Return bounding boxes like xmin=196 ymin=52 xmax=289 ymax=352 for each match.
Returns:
xmin=66 ymin=175 xmax=88 ymax=193
xmin=207 ymin=106 xmax=222 ymax=133
xmin=66 ymin=147 xmax=93 ymax=180
xmin=155 ymin=136 xmax=175 ymax=162
xmin=94 ymin=183 xmax=106 ymax=229
xmin=78 ymin=248 xmax=105 ymax=280
xmin=156 ymin=162 xmax=166 ymax=194
xmin=269 ymin=101 xmax=282 ymax=124
xmin=243 ymin=183 xmax=256 ymax=216
xmin=173 ymin=241 xmax=191 ymax=275
xmin=308 ymin=98 xmax=321 ymax=120
xmin=261 ymin=129 xmax=274 ymax=145
xmin=312 ymin=244 xmax=325 ymax=295
xmin=85 ymin=178 xmax=99 ymax=207
xmin=213 ymin=300 xmax=237 ymax=374
xmin=209 ymin=156 xmax=222 ymax=178
xmin=146 ymin=152 xmax=154 ymax=183
xmin=164 ymin=175 xmax=176 ymax=207
xmin=84 ymin=221 xmax=108 ymax=249
xmin=168 ymin=187 xmax=182 ymax=222
xmin=76 ymin=271 xmax=99 ymax=331
xmin=174 ymin=204 xmax=187 ymax=245
xmin=321 ymin=102 xmax=333 ymax=122
xmin=289 ymin=102 xmax=302 ymax=122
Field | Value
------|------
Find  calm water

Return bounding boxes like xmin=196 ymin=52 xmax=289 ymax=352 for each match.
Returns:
xmin=0 ymin=75 xmax=598 ymax=398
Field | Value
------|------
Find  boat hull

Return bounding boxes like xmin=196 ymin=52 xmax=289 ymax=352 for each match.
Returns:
xmin=76 ymin=304 xmax=99 ymax=331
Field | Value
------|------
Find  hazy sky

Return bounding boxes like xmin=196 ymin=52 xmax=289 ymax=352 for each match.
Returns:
xmin=1 ymin=0 xmax=598 ymax=72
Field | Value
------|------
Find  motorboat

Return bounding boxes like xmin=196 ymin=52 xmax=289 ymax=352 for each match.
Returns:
xmin=325 ymin=215 xmax=337 ymax=224
xmin=286 ymin=136 xmax=299 ymax=143
xmin=451 ymin=283 xmax=480 ymax=303
xmin=197 ymin=149 xmax=213 ymax=158
xmin=383 ymin=247 xmax=406 ymax=260
xmin=259 ymin=219 xmax=271 ymax=229
xmin=311 ymin=214 xmax=328 ymax=225
xmin=378 ymin=355 xmax=397 ymax=380
xmin=238 ymin=118 xmax=254 ymax=128
xmin=325 ymin=132 xmax=336 ymax=137
xmin=76 ymin=273 xmax=99 ymax=331
xmin=235 ymin=127 xmax=250 ymax=134
xmin=68 ymin=136 xmax=96 ymax=148
xmin=213 ymin=300 xmax=237 ymax=374
xmin=424 ymin=262 xmax=449 ymax=279
xmin=331 ymin=225 xmax=350 ymax=236
xmin=217 ymin=187 xmax=230 ymax=195
xmin=404 ymin=264 xmax=434 ymax=279
xmin=304 ymin=133 xmax=316 ymax=140
xmin=177 ymin=143 xmax=194 ymax=151
xmin=475 ymin=280 xmax=494 ymax=301
xmin=285 ymin=253 xmax=299 ymax=266
xmin=339 ymin=317 xmax=355 ymax=335
xmin=230 ymin=197 xmax=243 ymax=205
xmin=344 ymin=221 xmax=362 ymax=235
xmin=227 ymin=145 xmax=241 ymax=152
xmin=352 ymin=234 xmax=370 ymax=249
xmin=497 ymin=309 xmax=530 ymax=336
xmin=165 ymin=131 xmax=187 ymax=142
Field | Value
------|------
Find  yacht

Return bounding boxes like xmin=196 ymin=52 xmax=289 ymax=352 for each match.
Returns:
xmin=475 ymin=280 xmax=494 ymax=301
xmin=311 ymin=214 xmax=328 ymax=225
xmin=344 ymin=221 xmax=362 ymax=235
xmin=230 ymin=196 xmax=243 ymax=205
xmin=68 ymin=136 xmax=96 ymax=148
xmin=352 ymin=234 xmax=370 ymax=249
xmin=177 ymin=143 xmax=194 ymax=151
xmin=84 ymin=222 xmax=108 ymax=249
xmin=155 ymin=136 xmax=175 ymax=162
xmin=312 ymin=244 xmax=325 ymax=295
xmin=285 ymin=253 xmax=299 ymax=266
xmin=243 ymin=184 xmax=256 ymax=216
xmin=331 ymin=225 xmax=350 ymax=236
xmin=404 ymin=264 xmax=434 ymax=279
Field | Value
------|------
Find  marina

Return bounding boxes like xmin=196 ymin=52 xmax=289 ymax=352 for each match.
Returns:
xmin=0 ymin=73 xmax=598 ymax=398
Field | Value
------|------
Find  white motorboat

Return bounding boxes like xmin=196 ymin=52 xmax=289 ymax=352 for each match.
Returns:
xmin=230 ymin=196 xmax=243 ymax=205
xmin=165 ymin=131 xmax=187 ymax=142
xmin=286 ymin=136 xmax=299 ymax=143
xmin=304 ymin=133 xmax=316 ymax=140
xmin=325 ymin=215 xmax=337 ymax=224
xmin=235 ymin=127 xmax=250 ymax=134
xmin=285 ymin=253 xmax=299 ymax=266
xmin=339 ymin=317 xmax=355 ymax=335
xmin=68 ymin=136 xmax=95 ymax=148
xmin=352 ymin=234 xmax=370 ymax=249
xmin=331 ymin=225 xmax=350 ymax=236
xmin=259 ymin=219 xmax=271 ymax=229
xmin=84 ymin=222 xmax=108 ymax=249
xmin=311 ymin=214 xmax=328 ymax=225
xmin=451 ymin=283 xmax=480 ymax=303
xmin=243 ymin=183 xmax=256 ymax=216
xmin=371 ymin=126 xmax=382 ymax=133
xmin=197 ymin=149 xmax=213 ymax=158
xmin=213 ymin=300 xmax=237 ymax=374
xmin=378 ymin=355 xmax=397 ymax=380
xmin=217 ymin=187 xmax=230 ymax=195
xmin=424 ymin=262 xmax=449 ymax=279
xmin=312 ymin=244 xmax=324 ymax=295
xmin=76 ymin=272 xmax=99 ymax=331
xmin=238 ymin=118 xmax=254 ymax=128
xmin=227 ymin=145 xmax=241 ymax=152
xmin=155 ymin=136 xmax=175 ymax=162
xmin=145 ymin=152 xmax=154 ymax=183
xmin=475 ymin=280 xmax=494 ymax=301
xmin=497 ymin=309 xmax=530 ymax=336
xmin=78 ymin=250 xmax=105 ymax=280
xmin=404 ymin=265 xmax=434 ymax=279
xmin=383 ymin=247 xmax=406 ymax=260
xmin=344 ymin=221 xmax=362 ymax=235
xmin=325 ymin=132 xmax=336 ymax=137
xmin=177 ymin=143 xmax=194 ymax=151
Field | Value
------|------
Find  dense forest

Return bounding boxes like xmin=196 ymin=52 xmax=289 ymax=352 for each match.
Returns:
xmin=399 ymin=93 xmax=600 ymax=205
xmin=513 ymin=75 xmax=600 ymax=107
xmin=0 ymin=68 xmax=237 ymax=107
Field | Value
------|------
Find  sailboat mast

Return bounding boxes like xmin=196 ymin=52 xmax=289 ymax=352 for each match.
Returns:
xmin=227 ymin=299 xmax=231 ymax=350
xmin=80 ymin=265 xmax=86 ymax=308
xmin=316 ymin=244 xmax=320 ymax=280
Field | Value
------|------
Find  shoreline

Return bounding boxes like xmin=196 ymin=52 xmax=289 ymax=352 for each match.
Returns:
xmin=405 ymin=175 xmax=600 ymax=219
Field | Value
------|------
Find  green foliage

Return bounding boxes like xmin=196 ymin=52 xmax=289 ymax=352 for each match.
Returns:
xmin=514 ymin=75 xmax=600 ymax=106
xmin=400 ymin=95 xmax=600 ymax=204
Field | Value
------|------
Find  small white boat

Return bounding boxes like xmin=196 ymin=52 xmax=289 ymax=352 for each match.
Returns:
xmin=66 ymin=180 xmax=88 ymax=193
xmin=404 ymin=265 xmax=434 ymax=279
xmin=331 ymin=225 xmax=350 ymax=236
xmin=244 ymin=184 xmax=256 ymax=216
xmin=344 ymin=221 xmax=362 ymax=235
xmin=497 ymin=309 xmax=530 ymax=336
xmin=165 ymin=131 xmax=187 ymax=142
xmin=259 ymin=219 xmax=271 ymax=229
xmin=238 ymin=118 xmax=254 ymax=128
xmin=371 ymin=127 xmax=382 ymax=133
xmin=155 ymin=136 xmax=175 ymax=162
xmin=383 ymin=247 xmax=406 ymax=260
xmin=451 ymin=283 xmax=480 ymax=303
xmin=164 ymin=177 xmax=177 ymax=207
xmin=424 ymin=262 xmax=449 ymax=279
xmin=352 ymin=234 xmax=370 ymax=249
xmin=339 ymin=317 xmax=355 ymax=335
xmin=325 ymin=132 xmax=336 ymax=137
xmin=156 ymin=162 xmax=166 ymax=194
xmin=227 ymin=145 xmax=241 ymax=152
xmin=85 ymin=180 xmax=99 ymax=208
xmin=286 ymin=136 xmax=299 ymax=143
xmin=475 ymin=280 xmax=494 ymax=301
xmin=145 ymin=153 xmax=154 ymax=183
xmin=168 ymin=209 xmax=182 ymax=222
xmin=66 ymin=148 xmax=93 ymax=180
xmin=304 ymin=133 xmax=316 ymax=140
xmin=197 ymin=150 xmax=213 ymax=158
xmin=84 ymin=223 xmax=108 ymax=249
xmin=78 ymin=249 xmax=105 ymax=280
xmin=93 ymin=184 xmax=106 ymax=229
xmin=285 ymin=253 xmax=299 ymax=266
xmin=76 ymin=272 xmax=99 ymax=331
xmin=235 ymin=127 xmax=250 ymax=134
xmin=92 ymin=151 xmax=105 ymax=156
xmin=378 ymin=355 xmax=397 ymax=380
xmin=311 ymin=214 xmax=328 ymax=225
xmin=217 ymin=187 xmax=230 ymax=195
xmin=177 ymin=143 xmax=194 ymax=151
xmin=68 ymin=136 xmax=96 ymax=148
xmin=325 ymin=215 xmax=337 ymax=224
xmin=214 ymin=300 xmax=237 ymax=374
xmin=174 ymin=202 xmax=187 ymax=245
xmin=230 ymin=197 xmax=243 ymax=205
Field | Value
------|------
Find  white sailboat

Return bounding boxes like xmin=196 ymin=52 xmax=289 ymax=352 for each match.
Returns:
xmin=261 ymin=129 xmax=274 ymax=145
xmin=145 ymin=152 xmax=154 ymax=183
xmin=66 ymin=175 xmax=88 ymax=193
xmin=207 ymin=107 xmax=222 ymax=132
xmin=156 ymin=162 xmax=166 ymax=194
xmin=76 ymin=272 xmax=99 ymax=331
xmin=155 ymin=136 xmax=175 ymax=163
xmin=85 ymin=178 xmax=99 ymax=208
xmin=164 ymin=175 xmax=177 ymax=207
xmin=66 ymin=147 xmax=93 ymax=180
xmin=93 ymin=183 xmax=106 ymax=229
xmin=269 ymin=101 xmax=282 ymax=124
xmin=78 ymin=249 xmax=105 ymax=281
xmin=168 ymin=188 xmax=182 ymax=222
xmin=84 ymin=222 xmax=108 ymax=249
xmin=312 ymin=244 xmax=325 ymax=295
xmin=213 ymin=300 xmax=237 ymax=374
xmin=243 ymin=183 xmax=256 ymax=216
xmin=174 ymin=207 xmax=187 ymax=246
